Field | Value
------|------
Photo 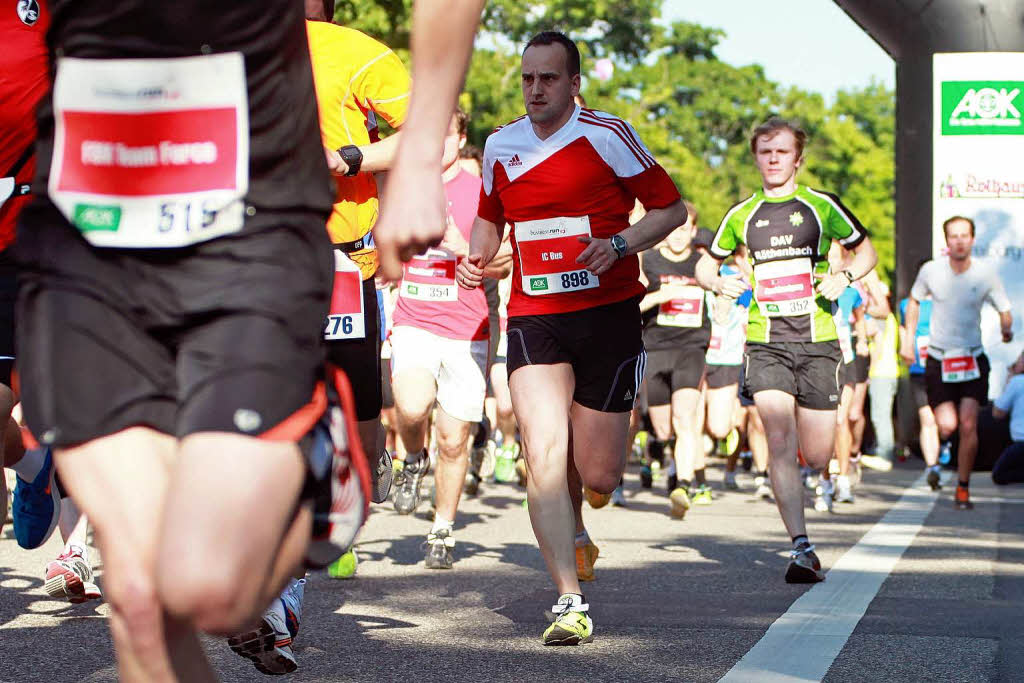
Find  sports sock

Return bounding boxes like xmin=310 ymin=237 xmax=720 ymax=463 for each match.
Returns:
xmin=9 ymin=447 xmax=47 ymax=481
xmin=431 ymin=516 xmax=454 ymax=535
xmin=680 ymin=479 xmax=691 ymax=491
xmin=958 ymin=479 xmax=970 ymax=489
xmin=694 ymin=469 xmax=706 ymax=486
xmin=574 ymin=529 xmax=591 ymax=548
xmin=67 ymin=542 xmax=89 ymax=563
xmin=404 ymin=448 xmax=427 ymax=470
xmin=791 ymin=535 xmax=809 ymax=549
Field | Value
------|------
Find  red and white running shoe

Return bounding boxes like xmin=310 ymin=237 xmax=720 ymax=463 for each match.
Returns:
xmin=304 ymin=366 xmax=371 ymax=569
xmin=44 ymin=546 xmax=101 ymax=604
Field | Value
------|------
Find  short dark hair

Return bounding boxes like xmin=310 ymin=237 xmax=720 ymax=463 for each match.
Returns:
xmin=750 ymin=117 xmax=808 ymax=158
xmin=943 ymin=215 xmax=975 ymax=238
xmin=524 ymin=31 xmax=581 ymax=77
xmin=453 ymin=106 xmax=469 ymax=137
xmin=459 ymin=144 xmax=482 ymax=164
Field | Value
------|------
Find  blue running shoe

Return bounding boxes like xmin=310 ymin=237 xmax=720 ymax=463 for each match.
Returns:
xmin=12 ymin=448 xmax=61 ymax=550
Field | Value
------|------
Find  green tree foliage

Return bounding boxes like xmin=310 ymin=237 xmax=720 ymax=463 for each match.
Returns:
xmin=334 ymin=2 xmax=895 ymax=280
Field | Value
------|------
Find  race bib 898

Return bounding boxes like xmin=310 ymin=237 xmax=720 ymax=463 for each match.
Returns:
xmin=515 ymin=215 xmax=599 ymax=296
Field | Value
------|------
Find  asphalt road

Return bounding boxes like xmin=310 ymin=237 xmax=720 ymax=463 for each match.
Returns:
xmin=2 ymin=458 xmax=1022 ymax=682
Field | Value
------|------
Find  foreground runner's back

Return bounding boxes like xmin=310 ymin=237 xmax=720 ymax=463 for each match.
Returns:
xmin=16 ymin=3 xmax=368 ymax=680
xmin=458 ymin=31 xmax=684 ymax=646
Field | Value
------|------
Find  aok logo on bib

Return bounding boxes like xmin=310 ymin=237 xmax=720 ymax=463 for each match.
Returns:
xmin=942 ymin=81 xmax=1023 ymax=135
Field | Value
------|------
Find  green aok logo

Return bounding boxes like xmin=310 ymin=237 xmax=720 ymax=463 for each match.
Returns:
xmin=73 ymin=203 xmax=122 ymax=232
xmin=942 ymin=81 xmax=1023 ymax=135
xmin=530 ymin=277 xmax=549 ymax=291
xmin=765 ymin=303 xmax=780 ymax=313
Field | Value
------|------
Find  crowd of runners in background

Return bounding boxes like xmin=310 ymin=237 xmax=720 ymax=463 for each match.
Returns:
xmin=1 ymin=0 xmax=1020 ymax=679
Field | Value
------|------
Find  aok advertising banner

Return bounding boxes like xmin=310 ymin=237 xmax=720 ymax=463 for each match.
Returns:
xmin=933 ymin=53 xmax=1024 ymax=395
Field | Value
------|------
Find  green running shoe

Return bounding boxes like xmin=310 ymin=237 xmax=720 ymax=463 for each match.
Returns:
xmin=543 ymin=594 xmax=594 ymax=646
xmin=692 ymin=484 xmax=713 ymax=505
xmin=327 ymin=549 xmax=358 ymax=579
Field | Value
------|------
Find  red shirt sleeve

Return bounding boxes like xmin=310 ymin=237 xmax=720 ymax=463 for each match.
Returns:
xmin=621 ymin=164 xmax=680 ymax=211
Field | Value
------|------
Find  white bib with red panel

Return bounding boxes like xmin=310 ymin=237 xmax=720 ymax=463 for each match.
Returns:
xmin=50 ymin=54 xmax=249 ymax=248
xmin=400 ymin=248 xmax=458 ymax=302
xmin=940 ymin=347 xmax=980 ymax=383
xmin=325 ymin=251 xmax=365 ymax=341
xmin=515 ymin=215 xmax=599 ymax=296
xmin=754 ymin=258 xmax=815 ymax=318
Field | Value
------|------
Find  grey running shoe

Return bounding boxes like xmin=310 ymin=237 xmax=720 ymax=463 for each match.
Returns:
xmin=394 ymin=456 xmax=428 ymax=515
xmin=424 ymin=528 xmax=454 ymax=569
xmin=371 ymin=449 xmax=394 ymax=504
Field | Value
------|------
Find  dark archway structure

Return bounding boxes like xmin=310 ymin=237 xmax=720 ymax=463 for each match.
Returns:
xmin=834 ymin=0 xmax=1024 ymax=293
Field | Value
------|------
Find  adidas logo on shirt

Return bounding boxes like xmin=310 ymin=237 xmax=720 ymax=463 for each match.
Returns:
xmin=623 ymin=389 xmax=633 ymax=401
xmin=507 ymin=154 xmax=523 ymax=168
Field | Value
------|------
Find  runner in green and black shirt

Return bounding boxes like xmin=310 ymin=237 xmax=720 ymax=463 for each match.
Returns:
xmin=696 ymin=117 xmax=877 ymax=584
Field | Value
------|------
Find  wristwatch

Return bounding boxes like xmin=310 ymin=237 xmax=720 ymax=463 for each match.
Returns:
xmin=610 ymin=234 xmax=628 ymax=259
xmin=842 ymin=270 xmax=855 ymax=284
xmin=337 ymin=145 xmax=363 ymax=177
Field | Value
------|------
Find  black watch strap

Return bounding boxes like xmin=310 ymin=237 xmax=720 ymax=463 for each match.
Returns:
xmin=611 ymin=234 xmax=628 ymax=259
xmin=337 ymin=145 xmax=363 ymax=177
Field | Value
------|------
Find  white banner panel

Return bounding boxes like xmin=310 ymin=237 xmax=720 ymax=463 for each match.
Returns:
xmin=933 ymin=52 xmax=1024 ymax=396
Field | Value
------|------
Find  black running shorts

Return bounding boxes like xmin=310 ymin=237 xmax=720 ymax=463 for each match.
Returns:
xmin=909 ymin=373 xmax=928 ymax=410
xmin=506 ymin=296 xmax=644 ymax=414
xmin=325 ymin=278 xmax=382 ymax=422
xmin=841 ymin=360 xmax=855 ymax=388
xmin=705 ymin=363 xmax=740 ymax=390
xmin=742 ymin=341 xmax=843 ymax=410
xmin=924 ymin=354 xmax=989 ymax=410
xmin=645 ymin=345 xmax=706 ymax=406
xmin=852 ymin=353 xmax=870 ymax=384
xmin=16 ymin=201 xmax=332 ymax=447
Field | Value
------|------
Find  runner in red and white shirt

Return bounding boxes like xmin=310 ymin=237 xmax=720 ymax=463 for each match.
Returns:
xmin=457 ymin=31 xmax=684 ymax=646
xmin=388 ymin=109 xmax=511 ymax=568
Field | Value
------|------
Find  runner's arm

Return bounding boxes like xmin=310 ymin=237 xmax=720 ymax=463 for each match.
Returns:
xmin=325 ymin=132 xmax=404 ymax=177
xmin=617 ymin=200 xmax=686 ymax=257
xmin=816 ymin=236 xmax=878 ymax=301
xmin=482 ymin=236 xmax=513 ymax=279
xmin=695 ymin=253 xmax=747 ymax=299
xmin=577 ymin=200 xmax=686 ymax=276
xmin=1000 ymin=310 xmax=1014 ymax=343
xmin=374 ymin=0 xmax=486 ymax=279
xmin=458 ymin=216 xmax=503 ymax=289
xmin=901 ymin=298 xmax=920 ymax=366
xmin=639 ymin=286 xmax=674 ymax=313
xmin=853 ymin=305 xmax=869 ymax=357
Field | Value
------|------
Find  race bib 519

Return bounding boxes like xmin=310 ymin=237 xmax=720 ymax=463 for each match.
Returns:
xmin=50 ymin=54 xmax=249 ymax=248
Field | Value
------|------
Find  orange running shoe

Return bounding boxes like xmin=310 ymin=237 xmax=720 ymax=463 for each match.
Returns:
xmin=583 ymin=487 xmax=611 ymax=509
xmin=575 ymin=541 xmax=600 ymax=582
xmin=954 ymin=485 xmax=973 ymax=510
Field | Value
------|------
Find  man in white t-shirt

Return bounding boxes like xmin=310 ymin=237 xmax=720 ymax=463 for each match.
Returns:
xmin=902 ymin=215 xmax=1014 ymax=510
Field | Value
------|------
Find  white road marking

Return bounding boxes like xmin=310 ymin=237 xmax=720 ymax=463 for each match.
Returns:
xmin=719 ymin=474 xmax=939 ymax=682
